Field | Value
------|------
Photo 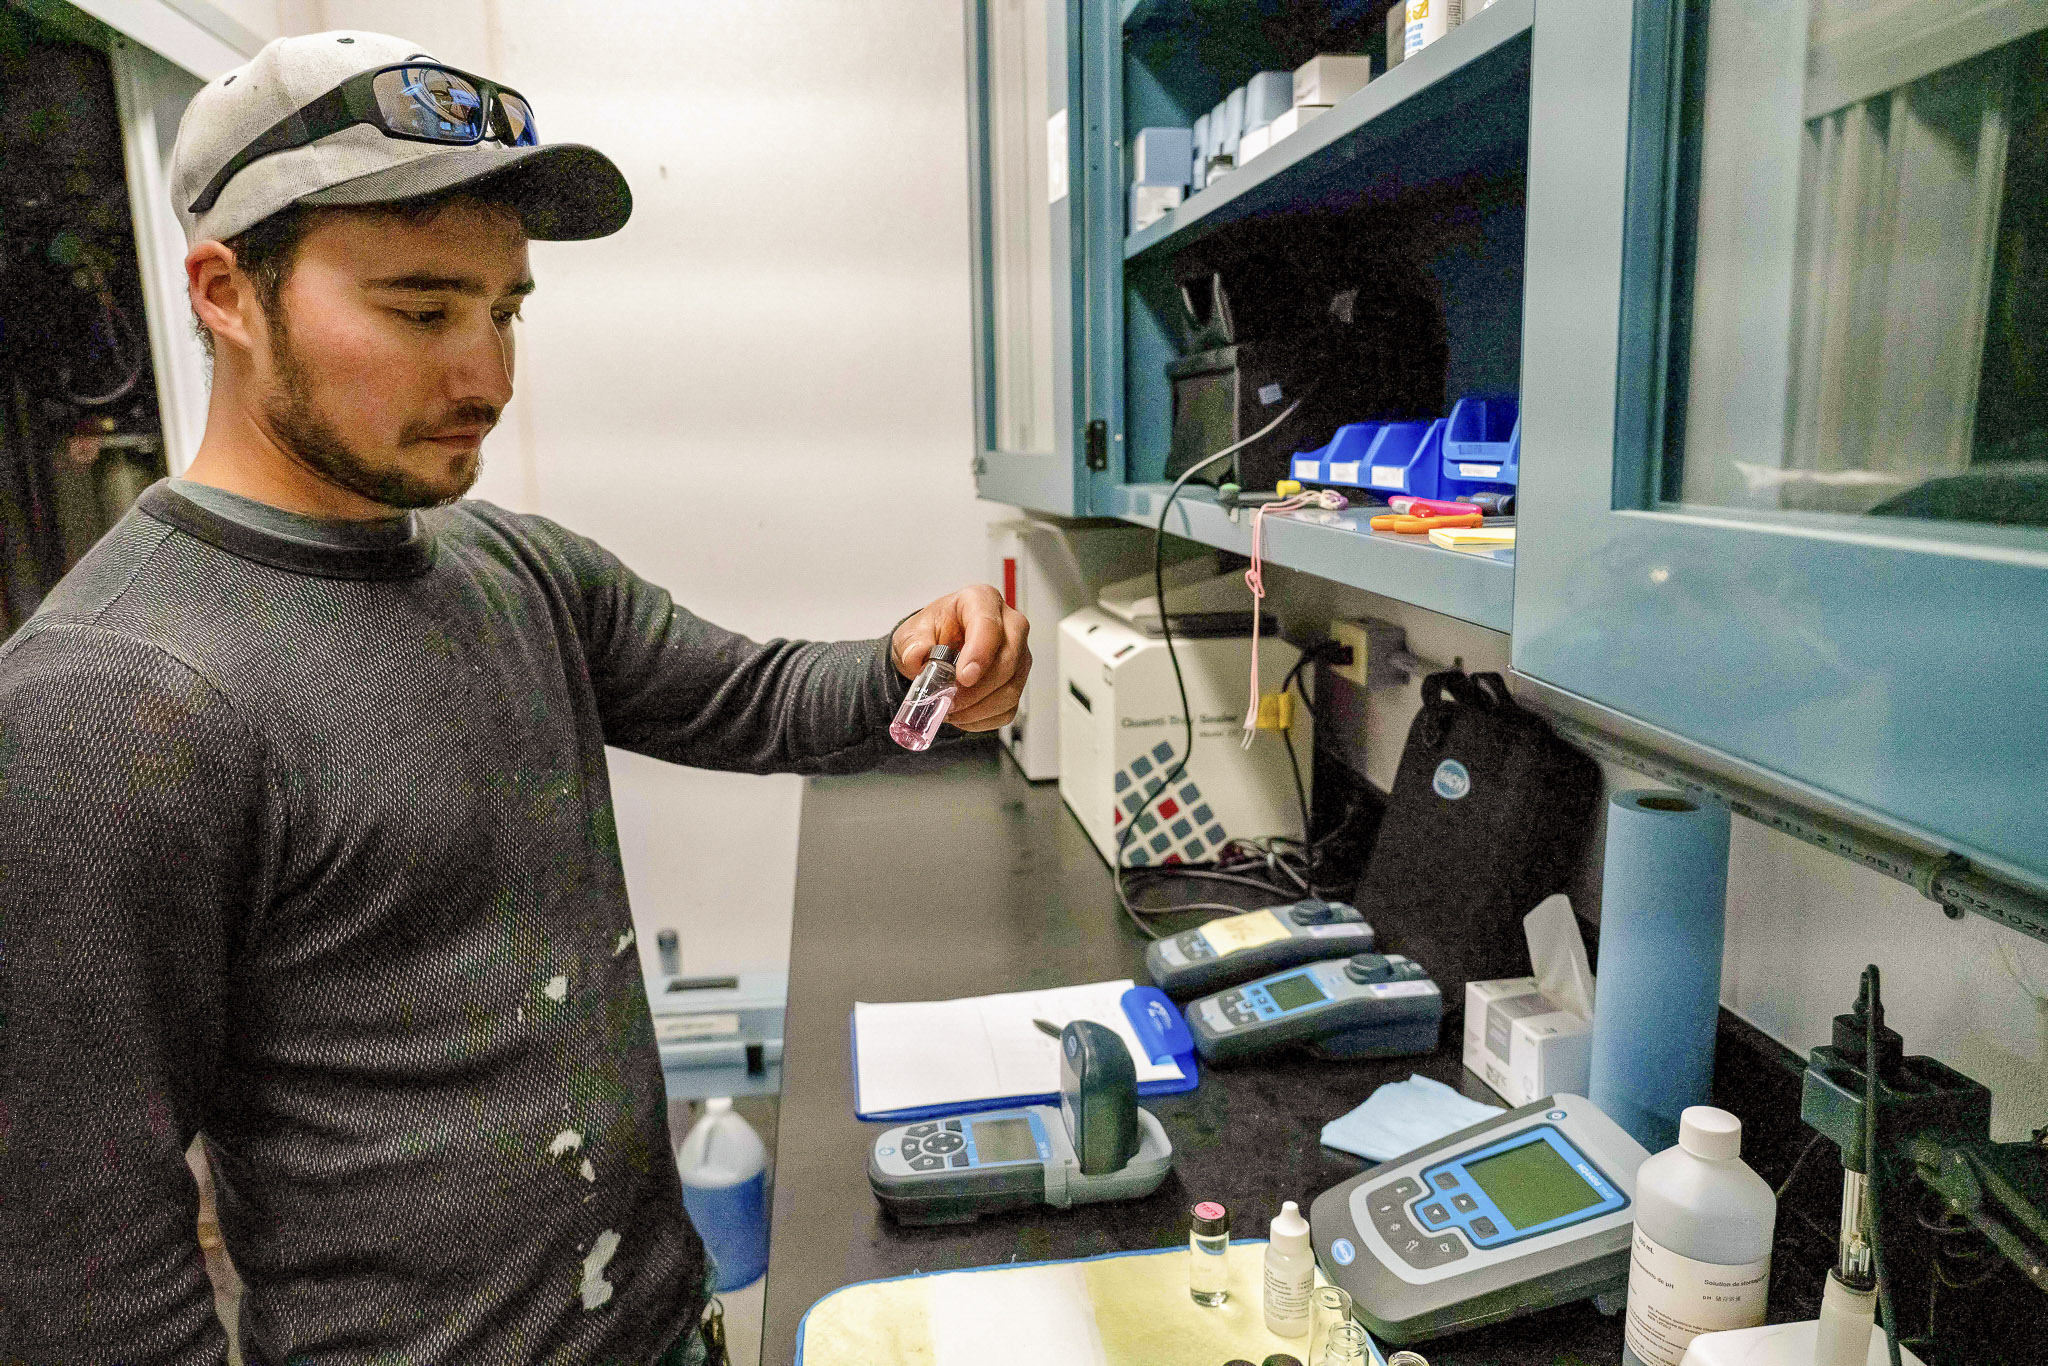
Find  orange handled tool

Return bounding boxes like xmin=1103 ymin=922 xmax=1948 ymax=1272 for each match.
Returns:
xmin=1369 ymin=511 xmax=1485 ymax=534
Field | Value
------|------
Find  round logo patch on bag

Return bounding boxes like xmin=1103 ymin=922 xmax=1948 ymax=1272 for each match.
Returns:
xmin=1432 ymin=758 xmax=1471 ymax=800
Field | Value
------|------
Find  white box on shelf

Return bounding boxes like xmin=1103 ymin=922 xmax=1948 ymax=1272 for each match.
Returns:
xmin=1132 ymin=126 xmax=1193 ymax=187
xmin=1293 ymin=53 xmax=1375 ymax=106
xmin=1269 ymin=104 xmax=1330 ymax=141
xmin=1130 ymin=182 xmax=1184 ymax=231
xmin=1462 ymin=976 xmax=1593 ymax=1107
xmin=1191 ymin=112 xmax=1210 ymax=189
xmin=1237 ymin=123 xmax=1272 ymax=164
xmin=989 ymin=519 xmax=1158 ymax=782
xmin=1217 ymin=86 xmax=1246 ymax=161
xmin=1244 ymin=70 xmax=1294 ymax=128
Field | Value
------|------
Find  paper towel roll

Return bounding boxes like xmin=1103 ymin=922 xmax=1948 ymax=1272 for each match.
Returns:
xmin=1587 ymin=790 xmax=1731 ymax=1152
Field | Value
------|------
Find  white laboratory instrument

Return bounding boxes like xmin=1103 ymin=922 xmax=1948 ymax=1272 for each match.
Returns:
xmin=1057 ymin=599 xmax=1309 ymax=868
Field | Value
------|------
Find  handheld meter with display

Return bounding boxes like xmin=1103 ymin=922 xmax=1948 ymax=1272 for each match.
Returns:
xmin=1146 ymin=898 xmax=1376 ymax=998
xmin=866 ymin=1021 xmax=1174 ymax=1225
xmin=1187 ymin=953 xmax=1443 ymax=1062
xmin=1309 ymin=1093 xmax=1650 ymax=1344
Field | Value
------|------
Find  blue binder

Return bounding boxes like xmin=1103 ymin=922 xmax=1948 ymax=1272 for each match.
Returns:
xmin=850 ymin=985 xmax=1199 ymax=1122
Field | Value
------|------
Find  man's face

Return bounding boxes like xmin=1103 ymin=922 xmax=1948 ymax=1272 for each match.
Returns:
xmin=254 ymin=201 xmax=532 ymax=510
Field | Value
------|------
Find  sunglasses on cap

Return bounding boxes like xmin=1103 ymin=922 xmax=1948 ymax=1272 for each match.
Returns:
xmin=189 ymin=61 xmax=539 ymax=215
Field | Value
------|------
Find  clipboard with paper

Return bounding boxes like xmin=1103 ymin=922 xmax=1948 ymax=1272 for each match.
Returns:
xmin=850 ymin=980 xmax=1197 ymax=1122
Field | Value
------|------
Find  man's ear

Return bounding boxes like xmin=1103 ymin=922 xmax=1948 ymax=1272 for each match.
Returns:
xmin=188 ymin=242 xmax=257 ymax=356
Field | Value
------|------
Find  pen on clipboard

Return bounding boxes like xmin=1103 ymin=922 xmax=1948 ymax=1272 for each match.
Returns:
xmin=1033 ymin=1018 xmax=1062 ymax=1039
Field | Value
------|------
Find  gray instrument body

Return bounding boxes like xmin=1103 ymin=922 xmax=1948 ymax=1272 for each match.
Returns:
xmin=866 ymin=1105 xmax=1173 ymax=1225
xmin=1187 ymin=953 xmax=1442 ymax=1062
xmin=1309 ymin=1094 xmax=1650 ymax=1344
xmin=867 ymin=1020 xmax=1173 ymax=1224
xmin=1146 ymin=898 xmax=1375 ymax=997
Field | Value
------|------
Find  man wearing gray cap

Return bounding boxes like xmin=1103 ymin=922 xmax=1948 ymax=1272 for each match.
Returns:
xmin=0 ymin=29 xmax=1028 ymax=1366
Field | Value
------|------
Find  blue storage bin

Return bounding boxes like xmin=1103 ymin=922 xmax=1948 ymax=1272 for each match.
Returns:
xmin=1290 ymin=447 xmax=1330 ymax=485
xmin=1361 ymin=420 xmax=1443 ymax=499
xmin=1439 ymin=394 xmax=1520 ymax=495
xmin=1319 ymin=423 xmax=1383 ymax=489
xmin=1289 ymin=423 xmax=1383 ymax=489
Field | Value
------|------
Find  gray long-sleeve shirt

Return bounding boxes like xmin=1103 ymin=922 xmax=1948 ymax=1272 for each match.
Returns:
xmin=0 ymin=480 xmax=910 ymax=1364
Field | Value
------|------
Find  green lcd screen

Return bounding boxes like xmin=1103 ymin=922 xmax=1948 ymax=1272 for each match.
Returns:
xmin=1266 ymin=973 xmax=1328 ymax=1012
xmin=970 ymin=1117 xmax=1038 ymax=1164
xmin=1463 ymin=1138 xmax=1601 ymax=1230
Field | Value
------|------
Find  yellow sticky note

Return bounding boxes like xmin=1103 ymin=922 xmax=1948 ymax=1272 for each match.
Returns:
xmin=1200 ymin=909 xmax=1291 ymax=956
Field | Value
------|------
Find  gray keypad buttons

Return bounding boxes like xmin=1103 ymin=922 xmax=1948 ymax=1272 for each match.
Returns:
xmin=1471 ymin=1216 xmax=1498 ymax=1239
xmin=908 ymin=1123 xmax=938 ymax=1137
xmin=1453 ymin=1194 xmax=1478 ymax=1213
xmin=944 ymin=1120 xmax=963 ymax=1132
xmin=950 ymin=1153 xmax=970 ymax=1168
xmin=909 ymin=1154 xmax=944 ymax=1171
xmin=925 ymin=1133 xmax=963 ymax=1155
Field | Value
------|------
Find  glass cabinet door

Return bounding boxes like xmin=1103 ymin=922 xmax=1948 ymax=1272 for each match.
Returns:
xmin=1515 ymin=0 xmax=2048 ymax=887
xmin=966 ymin=0 xmax=1102 ymax=515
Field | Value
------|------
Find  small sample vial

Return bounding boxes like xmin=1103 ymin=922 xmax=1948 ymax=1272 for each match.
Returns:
xmin=1188 ymin=1199 xmax=1230 ymax=1305
xmin=656 ymin=929 xmax=681 ymax=977
xmin=889 ymin=644 xmax=959 ymax=751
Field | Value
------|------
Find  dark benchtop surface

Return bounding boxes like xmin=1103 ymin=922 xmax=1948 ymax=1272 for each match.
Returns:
xmin=760 ymin=741 xmax=1850 ymax=1366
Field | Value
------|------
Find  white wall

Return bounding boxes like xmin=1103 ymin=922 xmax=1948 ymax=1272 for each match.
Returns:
xmin=281 ymin=0 xmax=998 ymax=975
xmin=1265 ymin=566 xmax=2048 ymax=1143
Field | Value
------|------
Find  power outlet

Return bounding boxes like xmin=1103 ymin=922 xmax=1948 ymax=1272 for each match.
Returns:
xmin=1328 ymin=620 xmax=1370 ymax=686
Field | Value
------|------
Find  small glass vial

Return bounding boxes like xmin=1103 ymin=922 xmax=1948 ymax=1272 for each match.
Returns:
xmin=889 ymin=644 xmax=959 ymax=751
xmin=1188 ymin=1200 xmax=1230 ymax=1305
xmin=1320 ymin=1324 xmax=1373 ymax=1365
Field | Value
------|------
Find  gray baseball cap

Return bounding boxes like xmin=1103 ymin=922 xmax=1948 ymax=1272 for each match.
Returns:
xmin=170 ymin=30 xmax=631 ymax=244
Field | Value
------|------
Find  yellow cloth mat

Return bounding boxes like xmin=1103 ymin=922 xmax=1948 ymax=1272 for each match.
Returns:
xmin=796 ymin=1242 xmax=1349 ymax=1366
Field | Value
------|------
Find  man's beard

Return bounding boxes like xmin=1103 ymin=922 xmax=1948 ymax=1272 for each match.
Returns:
xmin=262 ymin=322 xmax=486 ymax=512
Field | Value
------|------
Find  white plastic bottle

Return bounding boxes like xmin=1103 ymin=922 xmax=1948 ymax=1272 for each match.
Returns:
xmin=676 ymin=1098 xmax=771 ymax=1292
xmin=1263 ymin=1200 xmax=1315 ymax=1336
xmin=1623 ymin=1106 xmax=1777 ymax=1366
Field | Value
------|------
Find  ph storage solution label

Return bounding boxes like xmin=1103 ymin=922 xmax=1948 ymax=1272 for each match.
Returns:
xmin=1622 ymin=1225 xmax=1770 ymax=1366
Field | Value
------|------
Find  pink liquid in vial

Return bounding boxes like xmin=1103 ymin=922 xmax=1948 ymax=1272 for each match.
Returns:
xmin=890 ymin=647 xmax=958 ymax=751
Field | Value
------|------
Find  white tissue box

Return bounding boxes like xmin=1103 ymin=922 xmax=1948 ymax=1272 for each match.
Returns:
xmin=1463 ymin=976 xmax=1591 ymax=1107
xmin=1238 ymin=123 xmax=1272 ymax=164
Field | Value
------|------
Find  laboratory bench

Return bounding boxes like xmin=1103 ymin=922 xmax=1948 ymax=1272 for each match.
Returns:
xmin=759 ymin=740 xmax=1849 ymax=1366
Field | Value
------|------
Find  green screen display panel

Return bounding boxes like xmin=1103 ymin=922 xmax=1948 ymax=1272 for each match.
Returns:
xmin=1464 ymin=1137 xmax=1602 ymax=1230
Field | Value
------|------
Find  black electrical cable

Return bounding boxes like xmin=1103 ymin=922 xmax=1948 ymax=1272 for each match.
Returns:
xmin=1776 ymin=1131 xmax=1828 ymax=1202
xmin=1864 ymin=965 xmax=1905 ymax=1366
xmin=1112 ymin=395 xmax=1306 ymax=942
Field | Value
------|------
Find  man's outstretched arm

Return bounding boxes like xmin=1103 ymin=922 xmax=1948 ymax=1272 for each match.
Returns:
xmin=0 ymin=628 xmax=259 ymax=1365
xmin=506 ymin=511 xmax=1029 ymax=773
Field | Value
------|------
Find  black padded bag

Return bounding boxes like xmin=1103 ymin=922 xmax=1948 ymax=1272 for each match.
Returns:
xmin=1352 ymin=671 xmax=1601 ymax=1002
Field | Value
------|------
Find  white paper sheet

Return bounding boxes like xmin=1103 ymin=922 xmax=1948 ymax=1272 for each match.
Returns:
xmin=853 ymin=979 xmax=1184 ymax=1117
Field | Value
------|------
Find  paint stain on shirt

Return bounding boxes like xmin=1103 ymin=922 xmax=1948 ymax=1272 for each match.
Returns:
xmin=547 ymin=1130 xmax=584 ymax=1160
xmin=579 ymin=1228 xmax=622 ymax=1310
xmin=613 ymin=927 xmax=636 ymax=957
xmin=543 ymin=974 xmax=568 ymax=1002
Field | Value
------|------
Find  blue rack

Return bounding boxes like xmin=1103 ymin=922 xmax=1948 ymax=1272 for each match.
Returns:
xmin=1439 ymin=394 xmax=1520 ymax=496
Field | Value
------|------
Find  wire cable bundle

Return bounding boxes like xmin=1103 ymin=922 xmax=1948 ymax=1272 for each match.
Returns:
xmin=1112 ymin=397 xmax=1368 ymax=940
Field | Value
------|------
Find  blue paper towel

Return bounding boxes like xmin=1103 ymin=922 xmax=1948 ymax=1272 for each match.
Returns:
xmin=1587 ymin=789 xmax=1731 ymax=1152
xmin=1321 ymin=1074 xmax=1504 ymax=1162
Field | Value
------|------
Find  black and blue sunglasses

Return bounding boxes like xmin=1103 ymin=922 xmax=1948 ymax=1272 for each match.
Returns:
xmin=190 ymin=61 xmax=539 ymax=215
